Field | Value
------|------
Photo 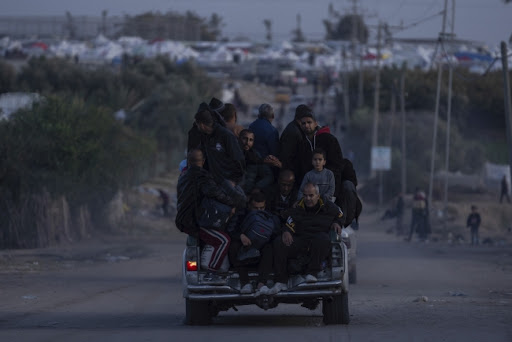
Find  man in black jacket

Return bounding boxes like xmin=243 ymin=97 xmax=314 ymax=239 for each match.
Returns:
xmin=195 ymin=102 xmax=246 ymax=186
xmin=187 ymin=97 xmax=226 ymax=152
xmin=175 ymin=149 xmax=244 ymax=271
xmin=279 ymin=104 xmax=310 ymax=187
xmin=299 ymin=113 xmax=344 ymax=199
xmin=268 ymin=183 xmax=344 ymax=294
xmin=266 ymin=169 xmax=298 ymax=218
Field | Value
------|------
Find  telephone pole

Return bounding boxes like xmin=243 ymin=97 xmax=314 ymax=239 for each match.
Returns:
xmin=428 ymin=0 xmax=449 ymax=205
xmin=443 ymin=0 xmax=455 ymax=210
xmin=371 ymin=22 xmax=382 ymax=180
xmin=501 ymin=41 xmax=512 ymax=191
xmin=400 ymin=69 xmax=407 ymax=195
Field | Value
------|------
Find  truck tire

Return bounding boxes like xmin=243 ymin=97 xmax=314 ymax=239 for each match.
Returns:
xmin=185 ymin=299 xmax=211 ymax=325
xmin=322 ymin=292 xmax=350 ymax=325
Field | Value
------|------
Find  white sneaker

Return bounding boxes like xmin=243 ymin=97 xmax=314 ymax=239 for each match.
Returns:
xmin=257 ymin=285 xmax=270 ymax=295
xmin=240 ymin=283 xmax=254 ymax=294
xmin=305 ymin=274 xmax=318 ymax=283
xmin=268 ymin=282 xmax=288 ymax=295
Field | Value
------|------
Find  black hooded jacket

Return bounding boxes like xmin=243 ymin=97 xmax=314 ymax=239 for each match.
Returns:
xmin=175 ymin=165 xmax=242 ymax=236
xmin=300 ymin=126 xmax=344 ymax=196
xmin=200 ymin=123 xmax=246 ymax=184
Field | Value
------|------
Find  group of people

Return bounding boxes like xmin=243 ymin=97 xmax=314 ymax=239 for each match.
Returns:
xmin=175 ymin=97 xmax=361 ymax=295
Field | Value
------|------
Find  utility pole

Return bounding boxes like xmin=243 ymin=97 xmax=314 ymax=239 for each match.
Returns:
xmin=371 ymin=22 xmax=382 ymax=178
xmin=443 ymin=0 xmax=455 ymax=211
xmin=428 ymin=0 xmax=448 ymax=205
xmin=400 ymin=68 xmax=407 ymax=195
xmin=387 ymin=79 xmax=397 ymax=147
xmin=501 ymin=41 xmax=512 ymax=191
xmin=371 ymin=22 xmax=383 ymax=205
xmin=350 ymin=0 xmax=364 ymax=109
xmin=342 ymin=47 xmax=351 ymax=126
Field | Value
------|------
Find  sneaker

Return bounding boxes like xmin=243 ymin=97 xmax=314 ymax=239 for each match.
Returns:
xmin=316 ymin=270 xmax=329 ymax=280
xmin=257 ymin=285 xmax=270 ymax=295
xmin=240 ymin=283 xmax=254 ymax=294
xmin=267 ymin=282 xmax=288 ymax=295
xmin=305 ymin=274 xmax=318 ymax=283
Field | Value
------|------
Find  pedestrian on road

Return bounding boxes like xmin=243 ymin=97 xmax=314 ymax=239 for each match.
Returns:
xmin=406 ymin=187 xmax=430 ymax=242
xmin=466 ymin=205 xmax=481 ymax=246
xmin=500 ymin=175 xmax=511 ymax=203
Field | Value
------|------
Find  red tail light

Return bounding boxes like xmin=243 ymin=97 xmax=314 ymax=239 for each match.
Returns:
xmin=186 ymin=261 xmax=198 ymax=271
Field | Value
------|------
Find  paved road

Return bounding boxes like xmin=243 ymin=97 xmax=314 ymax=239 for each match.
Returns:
xmin=1 ymin=208 xmax=511 ymax=342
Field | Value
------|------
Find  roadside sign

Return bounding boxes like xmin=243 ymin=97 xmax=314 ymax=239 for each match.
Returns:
xmin=371 ymin=146 xmax=391 ymax=171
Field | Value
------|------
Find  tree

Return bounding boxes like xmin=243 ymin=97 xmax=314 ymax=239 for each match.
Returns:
xmin=263 ymin=19 xmax=272 ymax=43
xmin=201 ymin=13 xmax=224 ymax=41
xmin=119 ymin=11 xmax=223 ymax=41
xmin=101 ymin=10 xmax=108 ymax=36
xmin=291 ymin=14 xmax=306 ymax=43
xmin=323 ymin=10 xmax=369 ymax=43
xmin=65 ymin=11 xmax=77 ymax=40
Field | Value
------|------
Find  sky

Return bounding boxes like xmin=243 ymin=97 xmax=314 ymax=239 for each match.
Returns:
xmin=1 ymin=0 xmax=511 ymax=48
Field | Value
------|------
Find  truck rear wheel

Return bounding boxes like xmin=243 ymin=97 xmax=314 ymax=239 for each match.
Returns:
xmin=185 ymin=299 xmax=211 ymax=325
xmin=322 ymin=292 xmax=350 ymax=325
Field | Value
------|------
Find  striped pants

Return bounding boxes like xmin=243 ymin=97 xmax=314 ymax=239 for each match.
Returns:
xmin=198 ymin=228 xmax=231 ymax=271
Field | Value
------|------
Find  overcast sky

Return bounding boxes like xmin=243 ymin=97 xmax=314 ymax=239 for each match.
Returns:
xmin=1 ymin=0 xmax=511 ymax=47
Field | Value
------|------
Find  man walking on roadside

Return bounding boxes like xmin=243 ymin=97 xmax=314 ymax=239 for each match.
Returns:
xmin=466 ymin=205 xmax=481 ymax=246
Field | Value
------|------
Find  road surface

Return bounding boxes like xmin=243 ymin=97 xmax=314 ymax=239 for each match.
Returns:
xmin=1 ymin=207 xmax=511 ymax=342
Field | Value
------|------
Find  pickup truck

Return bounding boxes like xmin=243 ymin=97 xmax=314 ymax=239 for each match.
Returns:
xmin=181 ymin=231 xmax=350 ymax=325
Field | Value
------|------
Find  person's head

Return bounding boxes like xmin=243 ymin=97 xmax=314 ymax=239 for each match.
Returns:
xmin=187 ymin=148 xmax=205 ymax=168
xmin=302 ymin=182 xmax=320 ymax=208
xmin=471 ymin=205 xmax=477 ymax=212
xmin=278 ymin=169 xmax=295 ymax=196
xmin=312 ymin=148 xmax=327 ymax=171
xmin=300 ymin=113 xmax=318 ymax=136
xmin=294 ymin=104 xmax=313 ymax=122
xmin=222 ymin=103 xmax=237 ymax=123
xmin=208 ymin=97 xmax=225 ymax=114
xmin=239 ymin=129 xmax=255 ymax=151
xmin=194 ymin=102 xmax=214 ymax=134
xmin=258 ymin=103 xmax=275 ymax=122
xmin=248 ymin=191 xmax=266 ymax=211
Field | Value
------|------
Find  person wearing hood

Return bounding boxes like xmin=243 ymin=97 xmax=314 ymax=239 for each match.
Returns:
xmin=194 ymin=102 xmax=246 ymax=187
xmin=187 ymin=97 xmax=226 ymax=152
xmin=299 ymin=112 xmax=344 ymax=201
xmin=279 ymin=104 xmax=311 ymax=187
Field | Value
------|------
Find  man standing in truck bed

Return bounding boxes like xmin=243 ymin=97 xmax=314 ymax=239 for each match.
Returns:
xmin=268 ymin=182 xmax=344 ymax=295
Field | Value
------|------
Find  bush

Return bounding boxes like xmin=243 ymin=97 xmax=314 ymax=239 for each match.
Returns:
xmin=0 ymin=96 xmax=155 ymax=247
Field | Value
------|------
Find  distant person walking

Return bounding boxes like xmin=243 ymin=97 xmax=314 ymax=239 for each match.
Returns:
xmin=406 ymin=187 xmax=430 ymax=242
xmin=466 ymin=205 xmax=481 ymax=246
xmin=500 ymin=175 xmax=511 ymax=203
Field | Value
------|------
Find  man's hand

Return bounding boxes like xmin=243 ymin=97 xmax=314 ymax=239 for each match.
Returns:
xmin=264 ymin=155 xmax=282 ymax=168
xmin=331 ymin=222 xmax=342 ymax=235
xmin=282 ymin=231 xmax=293 ymax=246
xmin=240 ymin=234 xmax=252 ymax=247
